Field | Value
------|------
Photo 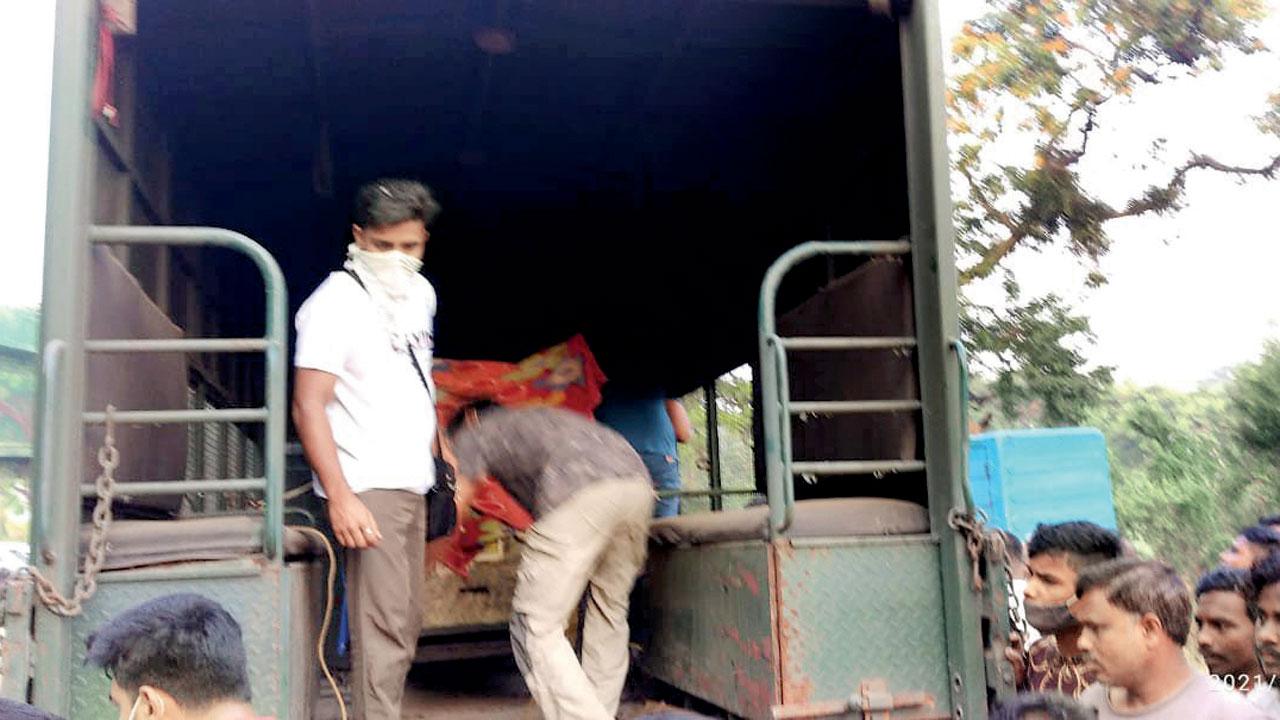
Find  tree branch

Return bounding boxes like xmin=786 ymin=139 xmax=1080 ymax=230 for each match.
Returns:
xmin=960 ymin=229 xmax=1028 ymax=286
xmin=1109 ymin=151 xmax=1280 ymax=219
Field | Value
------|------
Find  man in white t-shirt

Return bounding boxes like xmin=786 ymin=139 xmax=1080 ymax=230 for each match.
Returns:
xmin=1072 ymin=558 xmax=1267 ymax=719
xmin=292 ymin=178 xmax=440 ymax=720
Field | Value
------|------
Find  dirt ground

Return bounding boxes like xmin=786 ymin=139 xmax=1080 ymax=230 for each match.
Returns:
xmin=314 ymin=655 xmax=714 ymax=720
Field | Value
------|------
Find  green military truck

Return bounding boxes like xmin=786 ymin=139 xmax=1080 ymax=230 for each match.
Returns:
xmin=2 ymin=0 xmax=1015 ymax=717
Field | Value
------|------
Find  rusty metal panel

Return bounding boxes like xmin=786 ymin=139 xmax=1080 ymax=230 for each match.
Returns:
xmin=775 ymin=536 xmax=951 ymax=718
xmin=1 ymin=578 xmax=35 ymax=700
xmin=66 ymin=561 xmax=295 ymax=718
xmin=638 ymin=542 xmax=777 ymax=720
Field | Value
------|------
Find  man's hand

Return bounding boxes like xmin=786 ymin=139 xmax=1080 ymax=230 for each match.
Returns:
xmin=328 ymin=492 xmax=383 ymax=549
xmin=1005 ymin=631 xmax=1028 ymax=689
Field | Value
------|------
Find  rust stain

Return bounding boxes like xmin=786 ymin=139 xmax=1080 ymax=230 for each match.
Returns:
xmin=720 ymin=625 xmax=769 ymax=661
xmin=740 ymin=567 xmax=761 ymax=596
xmin=734 ymin=667 xmax=775 ymax=716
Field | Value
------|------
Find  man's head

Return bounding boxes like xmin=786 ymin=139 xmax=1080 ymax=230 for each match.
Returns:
xmin=85 ymin=593 xmax=251 ymax=719
xmin=350 ymin=178 xmax=439 ymax=261
xmin=1071 ymin=559 xmax=1192 ymax=690
xmin=1250 ymin=551 xmax=1280 ymax=678
xmin=1261 ymin=515 xmax=1280 ymax=535
xmin=1000 ymin=530 xmax=1029 ymax=581
xmin=1221 ymin=525 xmax=1280 ymax=570
xmin=990 ymin=692 xmax=1097 ymax=720
xmin=1023 ymin=522 xmax=1122 ymax=634
xmin=1195 ymin=566 xmax=1260 ymax=679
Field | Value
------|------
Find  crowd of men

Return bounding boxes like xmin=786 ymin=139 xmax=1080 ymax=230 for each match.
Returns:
xmin=994 ymin=517 xmax=1280 ymax=719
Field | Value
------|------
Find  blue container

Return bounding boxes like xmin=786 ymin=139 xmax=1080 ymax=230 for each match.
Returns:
xmin=967 ymin=427 xmax=1117 ymax=542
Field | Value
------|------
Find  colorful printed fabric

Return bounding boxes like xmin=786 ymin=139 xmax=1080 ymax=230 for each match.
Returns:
xmin=1025 ymin=635 xmax=1097 ymax=699
xmin=430 ymin=335 xmax=606 ymax=577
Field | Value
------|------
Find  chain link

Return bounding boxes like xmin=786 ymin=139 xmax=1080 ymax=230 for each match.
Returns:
xmin=26 ymin=405 xmax=119 ymax=617
xmin=949 ymin=505 xmax=1031 ymax=689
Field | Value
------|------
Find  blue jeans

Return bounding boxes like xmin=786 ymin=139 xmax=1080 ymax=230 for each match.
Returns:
xmin=641 ymin=452 xmax=681 ymax=518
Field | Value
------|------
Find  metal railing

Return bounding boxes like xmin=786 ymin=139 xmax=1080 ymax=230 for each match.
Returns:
xmin=80 ymin=226 xmax=288 ymax=559
xmin=758 ymin=241 xmax=921 ymax=537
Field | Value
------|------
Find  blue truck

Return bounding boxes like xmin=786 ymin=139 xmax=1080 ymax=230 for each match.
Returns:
xmin=968 ymin=427 xmax=1118 ymax=541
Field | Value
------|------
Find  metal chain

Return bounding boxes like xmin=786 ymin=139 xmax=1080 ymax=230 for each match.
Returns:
xmin=27 ymin=405 xmax=119 ymax=617
xmin=948 ymin=508 xmax=987 ymax=592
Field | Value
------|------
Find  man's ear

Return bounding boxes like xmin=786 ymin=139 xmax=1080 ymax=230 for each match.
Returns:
xmin=352 ymin=224 xmax=365 ymax=247
xmin=1139 ymin=612 xmax=1165 ymax=646
xmin=135 ymin=686 xmax=171 ymax=718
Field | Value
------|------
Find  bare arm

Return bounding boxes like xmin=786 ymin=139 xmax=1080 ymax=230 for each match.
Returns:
xmin=292 ymin=368 xmax=382 ymax=548
xmin=666 ymin=398 xmax=694 ymax=444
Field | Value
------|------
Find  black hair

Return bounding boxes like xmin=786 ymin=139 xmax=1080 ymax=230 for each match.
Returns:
xmin=1077 ymin=558 xmax=1192 ymax=646
xmin=1260 ymin=515 xmax=1280 ymax=527
xmin=85 ymin=593 xmax=251 ymax=708
xmin=1196 ymin=566 xmax=1251 ymax=599
xmin=353 ymin=178 xmax=440 ymax=229
xmin=446 ymin=399 xmax=499 ymax=435
xmin=0 ymin=700 xmax=64 ymax=720
xmin=1241 ymin=525 xmax=1280 ymax=548
xmin=1250 ymin=552 xmax=1280 ymax=601
xmin=1026 ymin=521 xmax=1123 ymax=569
xmin=990 ymin=692 xmax=1097 ymax=720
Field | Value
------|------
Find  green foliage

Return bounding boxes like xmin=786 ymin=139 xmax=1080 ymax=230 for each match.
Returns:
xmin=1086 ymin=382 xmax=1276 ymax=577
xmin=964 ymin=294 xmax=1113 ymax=427
xmin=677 ymin=372 xmax=759 ymax=513
xmin=1230 ymin=340 xmax=1280 ymax=458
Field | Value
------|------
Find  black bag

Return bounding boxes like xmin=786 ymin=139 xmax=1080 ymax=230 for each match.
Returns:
xmin=344 ymin=269 xmax=457 ymax=541
xmin=410 ymin=346 xmax=458 ymax=542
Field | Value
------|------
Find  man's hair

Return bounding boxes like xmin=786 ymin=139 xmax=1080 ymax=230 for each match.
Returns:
xmin=1250 ymin=551 xmax=1280 ymax=601
xmin=1260 ymin=515 xmax=1280 ymax=527
xmin=0 ymin=699 xmax=64 ymax=720
xmin=1240 ymin=525 xmax=1280 ymax=548
xmin=85 ymin=593 xmax=251 ymax=708
xmin=353 ymin=178 xmax=440 ymax=229
xmin=1196 ymin=566 xmax=1252 ymax=599
xmin=999 ymin=529 xmax=1025 ymax=560
xmin=990 ymin=692 xmax=1097 ymax=720
xmin=1076 ymin=558 xmax=1192 ymax=645
xmin=1026 ymin=521 xmax=1123 ymax=569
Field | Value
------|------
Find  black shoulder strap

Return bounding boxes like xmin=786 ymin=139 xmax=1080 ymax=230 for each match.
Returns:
xmin=343 ymin=267 xmax=367 ymax=291
xmin=344 ymin=267 xmax=433 ymax=400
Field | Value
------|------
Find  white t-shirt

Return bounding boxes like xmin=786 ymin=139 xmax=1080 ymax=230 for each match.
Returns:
xmin=294 ymin=271 xmax=437 ymax=497
xmin=1248 ymin=684 xmax=1280 ymax=718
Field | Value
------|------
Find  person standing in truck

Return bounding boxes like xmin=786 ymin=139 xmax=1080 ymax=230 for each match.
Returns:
xmin=291 ymin=179 xmax=440 ymax=720
xmin=449 ymin=406 xmax=655 ymax=720
xmin=594 ymin=384 xmax=693 ymax=517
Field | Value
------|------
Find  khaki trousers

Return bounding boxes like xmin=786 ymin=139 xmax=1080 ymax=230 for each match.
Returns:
xmin=510 ymin=478 xmax=655 ymax=720
xmin=343 ymin=489 xmax=426 ymax=720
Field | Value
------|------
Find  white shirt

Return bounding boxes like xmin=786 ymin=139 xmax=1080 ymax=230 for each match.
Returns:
xmin=1248 ymin=684 xmax=1280 ymax=718
xmin=294 ymin=271 xmax=437 ymax=496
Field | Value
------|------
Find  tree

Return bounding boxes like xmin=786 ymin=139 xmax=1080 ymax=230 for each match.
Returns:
xmin=1088 ymin=383 xmax=1275 ymax=576
xmin=677 ymin=371 xmax=758 ymax=512
xmin=964 ymin=293 xmax=1113 ymax=426
xmin=1230 ymin=340 xmax=1280 ymax=465
xmin=949 ymin=0 xmax=1280 ymax=418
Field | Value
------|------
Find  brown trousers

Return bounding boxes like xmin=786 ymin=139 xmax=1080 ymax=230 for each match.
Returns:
xmin=343 ymin=489 xmax=426 ymax=720
xmin=510 ymin=478 xmax=655 ymax=720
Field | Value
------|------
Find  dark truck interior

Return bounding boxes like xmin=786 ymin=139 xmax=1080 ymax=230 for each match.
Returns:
xmin=106 ymin=0 xmax=923 ymax=506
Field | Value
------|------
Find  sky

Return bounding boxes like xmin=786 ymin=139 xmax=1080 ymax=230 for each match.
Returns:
xmin=3 ymin=3 xmax=1279 ymax=389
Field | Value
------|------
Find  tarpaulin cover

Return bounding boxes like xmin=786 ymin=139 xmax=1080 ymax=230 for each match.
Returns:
xmin=431 ymin=333 xmax=607 ymax=427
